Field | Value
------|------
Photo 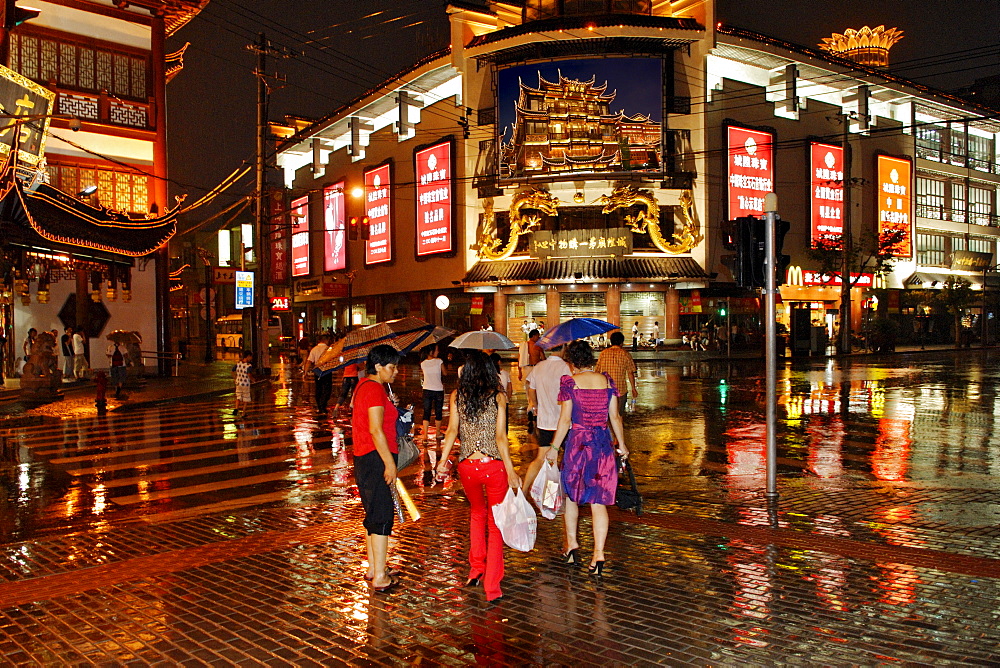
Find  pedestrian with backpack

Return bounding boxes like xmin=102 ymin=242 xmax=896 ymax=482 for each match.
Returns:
xmin=106 ymin=340 xmax=128 ymax=398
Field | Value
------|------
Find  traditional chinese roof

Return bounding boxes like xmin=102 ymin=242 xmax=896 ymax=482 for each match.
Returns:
xmin=463 ymin=256 xmax=707 ymax=284
xmin=540 ymin=151 xmax=616 ymax=166
xmin=466 ymin=14 xmax=703 ymax=49
xmin=0 ymin=154 xmax=178 ymax=258
xmin=165 ymin=42 xmax=189 ymax=83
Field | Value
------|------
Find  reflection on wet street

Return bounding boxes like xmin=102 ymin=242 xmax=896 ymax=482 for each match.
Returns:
xmin=1 ymin=351 xmax=999 ymax=664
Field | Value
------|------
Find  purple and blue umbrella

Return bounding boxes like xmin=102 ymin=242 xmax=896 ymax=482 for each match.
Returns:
xmin=537 ymin=317 xmax=618 ymax=350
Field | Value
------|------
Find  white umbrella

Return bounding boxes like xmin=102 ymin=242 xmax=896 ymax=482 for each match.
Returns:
xmin=449 ymin=331 xmax=516 ymax=350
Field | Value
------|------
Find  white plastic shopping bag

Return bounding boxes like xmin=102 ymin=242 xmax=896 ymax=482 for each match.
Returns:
xmin=530 ymin=460 xmax=564 ymax=520
xmin=491 ymin=487 xmax=537 ymax=552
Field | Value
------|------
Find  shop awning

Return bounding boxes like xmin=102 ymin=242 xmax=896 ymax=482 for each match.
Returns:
xmin=463 ymin=256 xmax=707 ymax=284
xmin=906 ymin=271 xmax=1000 ymax=289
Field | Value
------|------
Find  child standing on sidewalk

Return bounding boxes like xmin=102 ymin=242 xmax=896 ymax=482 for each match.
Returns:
xmin=233 ymin=350 xmax=253 ymax=415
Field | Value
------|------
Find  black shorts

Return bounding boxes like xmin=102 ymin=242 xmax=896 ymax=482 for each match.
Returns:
xmin=536 ymin=428 xmax=555 ymax=448
xmin=422 ymin=389 xmax=444 ymax=422
xmin=354 ymin=450 xmax=398 ymax=536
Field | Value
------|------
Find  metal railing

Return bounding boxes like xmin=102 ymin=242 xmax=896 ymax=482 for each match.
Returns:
xmin=139 ymin=350 xmax=183 ymax=376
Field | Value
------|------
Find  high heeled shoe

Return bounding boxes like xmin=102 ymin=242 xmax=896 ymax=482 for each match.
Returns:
xmin=562 ymin=549 xmax=579 ymax=565
xmin=588 ymin=560 xmax=606 ymax=576
xmin=464 ymin=573 xmax=484 ymax=587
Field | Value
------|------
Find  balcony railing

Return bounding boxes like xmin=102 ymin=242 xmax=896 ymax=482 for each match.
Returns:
xmin=916 ymin=143 xmax=1000 ymax=175
xmin=917 ymin=203 xmax=998 ymax=227
xmin=57 ymin=91 xmax=152 ymax=131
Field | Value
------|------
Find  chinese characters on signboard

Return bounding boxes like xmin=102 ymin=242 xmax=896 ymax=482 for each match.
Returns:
xmin=291 ymin=196 xmax=310 ymax=277
xmin=235 ymin=271 xmax=254 ymax=309
xmin=727 ymin=126 xmax=774 ymax=218
xmin=270 ymin=296 xmax=290 ymax=311
xmin=324 ymin=182 xmax=346 ymax=271
xmin=364 ymin=163 xmax=392 ymax=265
xmin=269 ymin=190 xmax=289 ymax=286
xmin=415 ymin=140 xmax=453 ymax=256
xmin=810 ymin=142 xmax=844 ymax=248
xmin=530 ymin=227 xmax=633 ymax=259
xmin=876 ymin=154 xmax=912 ymax=258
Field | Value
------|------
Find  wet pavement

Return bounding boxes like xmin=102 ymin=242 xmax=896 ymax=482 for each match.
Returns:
xmin=1 ymin=349 xmax=1000 ymax=664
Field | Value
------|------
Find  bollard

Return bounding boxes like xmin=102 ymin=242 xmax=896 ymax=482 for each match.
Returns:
xmin=94 ymin=369 xmax=108 ymax=414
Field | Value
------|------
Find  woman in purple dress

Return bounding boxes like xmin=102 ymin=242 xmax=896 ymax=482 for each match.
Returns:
xmin=546 ymin=340 xmax=628 ymax=575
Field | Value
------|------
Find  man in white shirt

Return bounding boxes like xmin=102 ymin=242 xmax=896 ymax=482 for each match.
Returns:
xmin=72 ymin=326 xmax=87 ymax=380
xmin=524 ymin=345 xmax=570 ymax=495
xmin=303 ymin=334 xmax=331 ymax=412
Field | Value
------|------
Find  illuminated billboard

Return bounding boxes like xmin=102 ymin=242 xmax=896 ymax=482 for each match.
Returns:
xmin=415 ymin=140 xmax=453 ymax=256
xmin=364 ymin=163 xmax=392 ymax=265
xmin=497 ymin=58 xmax=662 ymax=178
xmin=291 ymin=195 xmax=309 ymax=277
xmin=727 ymin=125 xmax=774 ymax=219
xmin=876 ymin=154 xmax=912 ymax=258
xmin=810 ymin=142 xmax=844 ymax=248
xmin=324 ymin=182 xmax=346 ymax=271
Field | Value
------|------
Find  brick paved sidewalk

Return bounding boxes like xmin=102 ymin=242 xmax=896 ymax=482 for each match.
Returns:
xmin=1 ymin=479 xmax=999 ymax=665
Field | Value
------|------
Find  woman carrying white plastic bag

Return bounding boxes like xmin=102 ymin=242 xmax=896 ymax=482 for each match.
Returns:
xmin=437 ymin=351 xmax=522 ymax=603
xmin=492 ymin=487 xmax=537 ymax=552
xmin=530 ymin=460 xmax=563 ymax=520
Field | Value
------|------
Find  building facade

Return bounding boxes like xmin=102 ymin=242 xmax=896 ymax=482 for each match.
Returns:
xmin=271 ymin=0 xmax=1000 ymax=349
xmin=0 ymin=0 xmax=205 ymax=375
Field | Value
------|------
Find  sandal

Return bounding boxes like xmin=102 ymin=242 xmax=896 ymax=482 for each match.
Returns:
xmin=372 ymin=576 xmax=399 ymax=593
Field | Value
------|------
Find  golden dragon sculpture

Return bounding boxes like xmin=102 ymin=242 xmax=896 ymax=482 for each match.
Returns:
xmin=477 ymin=188 xmax=560 ymax=260
xmin=597 ymin=186 xmax=702 ymax=254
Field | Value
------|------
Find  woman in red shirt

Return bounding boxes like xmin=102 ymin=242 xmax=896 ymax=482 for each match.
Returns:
xmin=352 ymin=344 xmax=402 ymax=592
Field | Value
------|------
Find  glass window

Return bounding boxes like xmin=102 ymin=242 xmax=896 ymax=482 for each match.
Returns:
xmin=10 ymin=31 xmax=150 ymax=102
xmin=969 ymin=186 xmax=993 ymax=226
xmin=968 ymin=237 xmax=994 ymax=255
xmin=968 ymin=134 xmax=993 ymax=171
xmin=916 ymin=176 xmax=945 ymax=219
xmin=916 ymin=233 xmax=945 ymax=267
xmin=620 ymin=291 xmax=665 ymax=342
xmin=507 ymin=293 xmax=547 ymax=343
xmin=951 ymin=182 xmax=966 ymax=223
xmin=47 ymin=161 xmax=149 ymax=214
xmin=915 ymin=123 xmax=943 ymax=160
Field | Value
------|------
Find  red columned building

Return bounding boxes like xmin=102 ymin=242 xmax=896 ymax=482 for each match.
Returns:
xmin=0 ymin=0 xmax=207 ymax=376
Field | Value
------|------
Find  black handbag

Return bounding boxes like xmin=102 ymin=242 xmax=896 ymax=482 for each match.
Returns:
xmin=396 ymin=433 xmax=420 ymax=471
xmin=615 ymin=457 xmax=642 ymax=516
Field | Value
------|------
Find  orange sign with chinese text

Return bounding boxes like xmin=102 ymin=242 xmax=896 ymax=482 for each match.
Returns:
xmin=876 ymin=155 xmax=912 ymax=258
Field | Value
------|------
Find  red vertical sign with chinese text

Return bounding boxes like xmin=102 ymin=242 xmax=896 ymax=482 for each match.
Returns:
xmin=365 ymin=163 xmax=392 ymax=265
xmin=269 ymin=190 xmax=289 ymax=286
xmin=324 ymin=182 xmax=346 ymax=271
xmin=415 ymin=140 xmax=453 ymax=256
xmin=877 ymin=154 xmax=913 ymax=258
xmin=810 ymin=142 xmax=844 ymax=248
xmin=727 ymin=126 xmax=774 ymax=219
xmin=291 ymin=196 xmax=310 ymax=277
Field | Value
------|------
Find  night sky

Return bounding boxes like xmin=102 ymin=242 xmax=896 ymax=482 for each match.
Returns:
xmin=166 ymin=0 xmax=1000 ymax=223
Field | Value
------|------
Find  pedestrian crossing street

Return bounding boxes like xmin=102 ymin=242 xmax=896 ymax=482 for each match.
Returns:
xmin=3 ymin=390 xmax=364 ymax=534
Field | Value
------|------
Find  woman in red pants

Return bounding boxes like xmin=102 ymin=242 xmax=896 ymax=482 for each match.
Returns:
xmin=437 ymin=350 xmax=521 ymax=602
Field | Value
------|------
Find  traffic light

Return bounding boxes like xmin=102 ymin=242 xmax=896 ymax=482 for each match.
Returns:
xmin=3 ymin=0 xmax=39 ymax=28
xmin=349 ymin=216 xmax=359 ymax=241
xmin=718 ymin=301 xmax=728 ymax=318
xmin=774 ymin=218 xmax=791 ymax=286
xmin=734 ymin=216 xmax=764 ymax=288
xmin=360 ymin=216 xmax=370 ymax=240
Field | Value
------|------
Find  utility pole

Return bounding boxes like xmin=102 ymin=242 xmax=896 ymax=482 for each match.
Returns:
xmin=839 ymin=112 xmax=853 ymax=354
xmin=763 ymin=193 xmax=779 ymax=502
xmin=247 ymin=33 xmax=293 ymax=375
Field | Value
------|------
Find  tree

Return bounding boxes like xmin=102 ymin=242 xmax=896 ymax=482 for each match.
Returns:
xmin=806 ymin=228 xmax=907 ymax=352
xmin=935 ymin=277 xmax=976 ymax=347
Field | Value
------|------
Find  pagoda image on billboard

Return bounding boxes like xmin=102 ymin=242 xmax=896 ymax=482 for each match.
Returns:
xmin=501 ymin=70 xmax=661 ymax=178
